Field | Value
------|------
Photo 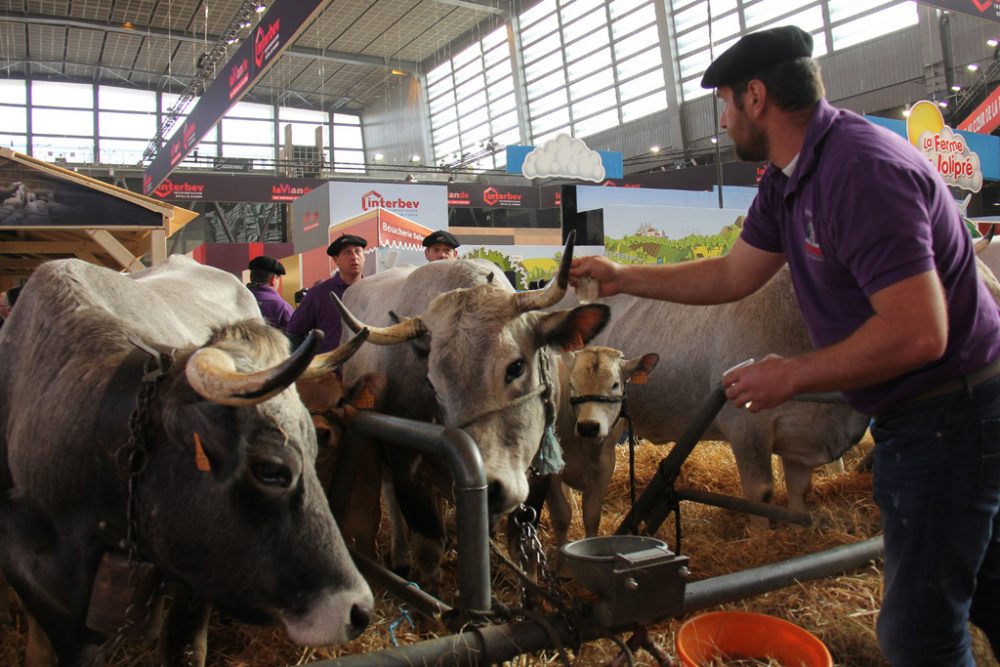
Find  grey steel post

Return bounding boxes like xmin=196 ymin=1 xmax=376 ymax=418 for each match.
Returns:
xmin=350 ymin=412 xmax=491 ymax=613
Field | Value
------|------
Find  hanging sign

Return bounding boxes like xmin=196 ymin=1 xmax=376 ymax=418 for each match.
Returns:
xmin=918 ymin=1 xmax=1000 ymax=23
xmin=143 ymin=0 xmax=331 ymax=195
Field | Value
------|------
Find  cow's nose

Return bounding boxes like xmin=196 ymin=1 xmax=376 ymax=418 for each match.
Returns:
xmin=487 ymin=480 xmax=508 ymax=515
xmin=348 ymin=601 xmax=372 ymax=639
xmin=576 ymin=421 xmax=600 ymax=438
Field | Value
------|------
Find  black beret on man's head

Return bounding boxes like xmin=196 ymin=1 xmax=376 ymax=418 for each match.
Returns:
xmin=422 ymin=230 xmax=460 ymax=249
xmin=700 ymin=25 xmax=813 ymax=89
xmin=248 ymin=255 xmax=286 ymax=275
xmin=327 ymin=233 xmax=368 ymax=257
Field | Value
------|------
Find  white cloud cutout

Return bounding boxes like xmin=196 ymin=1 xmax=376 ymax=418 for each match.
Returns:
xmin=521 ymin=133 xmax=606 ymax=182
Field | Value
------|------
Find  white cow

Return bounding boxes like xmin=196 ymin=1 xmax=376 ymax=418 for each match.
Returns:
xmin=559 ymin=266 xmax=871 ymax=525
xmin=547 ymin=346 xmax=659 ymax=570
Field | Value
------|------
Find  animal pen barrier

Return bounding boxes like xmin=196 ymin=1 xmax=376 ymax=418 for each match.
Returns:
xmin=310 ymin=389 xmax=883 ymax=666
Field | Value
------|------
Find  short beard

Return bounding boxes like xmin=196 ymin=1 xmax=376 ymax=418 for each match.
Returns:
xmin=735 ymin=122 xmax=768 ymax=162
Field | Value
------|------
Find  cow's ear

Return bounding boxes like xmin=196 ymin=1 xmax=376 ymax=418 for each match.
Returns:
xmin=537 ymin=304 xmax=610 ymax=352
xmin=622 ymin=352 xmax=659 ymax=384
xmin=347 ymin=372 xmax=388 ymax=410
xmin=163 ymin=402 xmax=243 ymax=481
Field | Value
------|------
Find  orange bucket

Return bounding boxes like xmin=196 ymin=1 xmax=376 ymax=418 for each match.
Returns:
xmin=675 ymin=611 xmax=833 ymax=667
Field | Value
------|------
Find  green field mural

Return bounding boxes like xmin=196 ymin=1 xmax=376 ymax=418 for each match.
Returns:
xmin=605 ymin=216 xmax=744 ymax=265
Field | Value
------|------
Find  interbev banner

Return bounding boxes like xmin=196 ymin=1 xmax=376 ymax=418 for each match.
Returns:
xmin=148 ymin=172 xmax=317 ymax=202
xmin=918 ymin=0 xmax=1000 ymax=22
xmin=143 ymin=0 xmax=331 ymax=195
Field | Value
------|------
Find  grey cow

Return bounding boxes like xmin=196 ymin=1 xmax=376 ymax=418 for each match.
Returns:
xmin=335 ymin=239 xmax=611 ymax=589
xmin=0 ymin=256 xmax=373 ymax=666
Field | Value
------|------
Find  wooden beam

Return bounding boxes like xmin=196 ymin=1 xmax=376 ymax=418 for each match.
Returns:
xmin=0 ymin=241 xmax=95 ymax=253
xmin=0 ymin=259 xmax=46 ymax=270
xmin=84 ymin=230 xmax=144 ymax=272
xmin=149 ymin=229 xmax=166 ymax=266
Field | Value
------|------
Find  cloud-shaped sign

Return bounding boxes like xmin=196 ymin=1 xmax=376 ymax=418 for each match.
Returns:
xmin=522 ymin=133 xmax=605 ymax=182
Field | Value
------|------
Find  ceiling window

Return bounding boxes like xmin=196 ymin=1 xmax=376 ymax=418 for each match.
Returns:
xmin=427 ymin=24 xmax=519 ymax=171
xmin=671 ymin=0 xmax=918 ymax=102
xmin=520 ymin=0 xmax=666 ymax=143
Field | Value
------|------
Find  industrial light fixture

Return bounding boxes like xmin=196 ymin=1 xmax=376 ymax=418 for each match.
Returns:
xmin=226 ymin=36 xmax=238 ymax=45
xmin=255 ymin=2 xmax=267 ymax=12
xmin=951 ymin=84 xmax=962 ymax=91
xmin=390 ymin=69 xmax=407 ymax=76
xmin=968 ymin=63 xmax=980 ymax=72
xmin=902 ymin=103 xmax=912 ymax=118
xmin=650 ymin=145 xmax=660 ymax=153
xmin=989 ymin=38 xmax=999 ymax=47
xmin=938 ymin=100 xmax=949 ymax=108
xmin=373 ymin=152 xmax=385 ymax=161
xmin=122 ymin=21 xmax=134 ymax=29
xmin=240 ymin=19 xmax=252 ymax=28
xmin=709 ymin=137 xmax=718 ymax=144
xmin=410 ymin=154 xmax=422 ymax=163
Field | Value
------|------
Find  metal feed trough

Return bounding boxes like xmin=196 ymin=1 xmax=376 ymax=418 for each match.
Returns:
xmin=308 ymin=387 xmax=883 ymax=666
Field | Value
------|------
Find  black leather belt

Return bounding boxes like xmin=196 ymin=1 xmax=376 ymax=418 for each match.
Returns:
xmin=904 ymin=356 xmax=1000 ymax=405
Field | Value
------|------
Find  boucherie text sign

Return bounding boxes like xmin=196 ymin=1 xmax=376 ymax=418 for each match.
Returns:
xmin=907 ymin=100 xmax=983 ymax=193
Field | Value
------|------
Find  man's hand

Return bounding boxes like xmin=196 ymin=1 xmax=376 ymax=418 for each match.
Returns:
xmin=722 ymin=354 xmax=798 ymax=413
xmin=569 ymin=256 xmax=623 ymax=297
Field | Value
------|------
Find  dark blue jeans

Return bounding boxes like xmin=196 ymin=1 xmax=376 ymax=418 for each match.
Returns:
xmin=871 ymin=375 xmax=1000 ymax=666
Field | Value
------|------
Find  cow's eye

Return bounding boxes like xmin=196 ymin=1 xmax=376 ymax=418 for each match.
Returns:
xmin=505 ymin=359 xmax=526 ymax=383
xmin=251 ymin=460 xmax=293 ymax=489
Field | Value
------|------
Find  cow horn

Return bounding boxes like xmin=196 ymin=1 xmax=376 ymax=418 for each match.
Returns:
xmin=298 ymin=329 xmax=370 ymax=380
xmin=513 ymin=230 xmax=575 ymax=312
xmin=186 ymin=329 xmax=324 ymax=406
xmin=329 ymin=291 xmax=428 ymax=344
xmin=975 ymin=225 xmax=996 ymax=254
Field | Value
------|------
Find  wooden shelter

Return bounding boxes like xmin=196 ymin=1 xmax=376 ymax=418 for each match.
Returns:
xmin=0 ymin=148 xmax=197 ymax=288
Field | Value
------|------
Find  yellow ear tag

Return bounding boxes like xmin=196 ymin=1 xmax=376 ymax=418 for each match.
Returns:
xmin=193 ymin=432 xmax=212 ymax=472
xmin=631 ymin=371 xmax=648 ymax=385
xmin=566 ymin=332 xmax=585 ymax=351
xmin=353 ymin=386 xmax=375 ymax=410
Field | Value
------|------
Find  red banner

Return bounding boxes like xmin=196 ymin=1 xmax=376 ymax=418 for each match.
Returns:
xmin=958 ymin=85 xmax=1000 ymax=134
xmin=143 ymin=0 xmax=331 ymax=195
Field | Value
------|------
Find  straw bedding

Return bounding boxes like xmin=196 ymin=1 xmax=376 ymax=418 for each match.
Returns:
xmin=2 ymin=434 xmax=996 ymax=666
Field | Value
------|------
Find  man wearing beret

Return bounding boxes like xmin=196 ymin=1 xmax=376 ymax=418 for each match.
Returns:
xmin=286 ymin=233 xmax=367 ymax=353
xmin=423 ymin=229 xmax=460 ymax=261
xmin=246 ymin=255 xmax=293 ymax=329
xmin=571 ymin=25 xmax=1000 ymax=666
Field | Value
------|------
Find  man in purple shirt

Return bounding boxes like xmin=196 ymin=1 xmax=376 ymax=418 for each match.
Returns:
xmin=247 ymin=255 xmax=293 ymax=329
xmin=571 ymin=26 xmax=999 ymax=666
xmin=286 ymin=233 xmax=367 ymax=353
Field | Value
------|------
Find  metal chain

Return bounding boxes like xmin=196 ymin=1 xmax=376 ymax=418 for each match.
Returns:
xmin=91 ymin=345 xmax=173 ymax=665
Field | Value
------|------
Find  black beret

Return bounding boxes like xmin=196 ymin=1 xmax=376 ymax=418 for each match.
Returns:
xmin=422 ymin=230 xmax=460 ymax=249
xmin=327 ymin=233 xmax=368 ymax=257
xmin=701 ymin=25 xmax=813 ymax=89
xmin=248 ymin=255 xmax=286 ymax=275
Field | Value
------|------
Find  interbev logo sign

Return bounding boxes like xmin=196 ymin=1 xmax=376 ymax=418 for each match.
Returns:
xmin=360 ymin=190 xmax=420 ymax=211
xmin=152 ymin=178 xmax=205 ymax=201
xmin=483 ymin=186 xmax=523 ymax=207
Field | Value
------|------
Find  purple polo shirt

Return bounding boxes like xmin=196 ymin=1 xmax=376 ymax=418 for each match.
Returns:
xmin=742 ymin=98 xmax=1000 ymax=415
xmin=247 ymin=284 xmax=293 ymax=329
xmin=285 ymin=273 xmax=353 ymax=353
